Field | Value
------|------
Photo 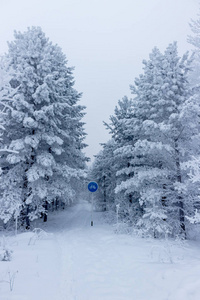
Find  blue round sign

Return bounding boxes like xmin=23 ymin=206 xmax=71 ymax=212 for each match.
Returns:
xmin=88 ymin=181 xmax=98 ymax=192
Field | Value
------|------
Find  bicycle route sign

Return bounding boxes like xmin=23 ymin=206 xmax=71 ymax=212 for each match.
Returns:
xmin=88 ymin=181 xmax=98 ymax=192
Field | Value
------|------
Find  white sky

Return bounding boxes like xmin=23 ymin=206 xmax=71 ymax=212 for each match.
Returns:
xmin=0 ymin=0 xmax=199 ymax=162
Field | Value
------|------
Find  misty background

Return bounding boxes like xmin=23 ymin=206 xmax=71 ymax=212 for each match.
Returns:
xmin=0 ymin=0 xmax=198 ymax=162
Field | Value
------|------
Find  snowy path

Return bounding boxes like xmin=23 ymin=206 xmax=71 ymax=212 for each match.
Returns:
xmin=1 ymin=200 xmax=200 ymax=300
xmin=45 ymin=200 xmax=200 ymax=300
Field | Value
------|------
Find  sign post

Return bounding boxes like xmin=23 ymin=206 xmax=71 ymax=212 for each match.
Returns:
xmin=116 ymin=204 xmax=120 ymax=229
xmin=88 ymin=181 xmax=98 ymax=226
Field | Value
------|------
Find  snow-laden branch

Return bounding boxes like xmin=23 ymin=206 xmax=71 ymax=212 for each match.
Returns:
xmin=0 ymin=148 xmax=18 ymax=154
xmin=186 ymin=210 xmax=200 ymax=224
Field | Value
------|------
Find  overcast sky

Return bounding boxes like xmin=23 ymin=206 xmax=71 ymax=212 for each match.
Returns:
xmin=0 ymin=0 xmax=199 ymax=162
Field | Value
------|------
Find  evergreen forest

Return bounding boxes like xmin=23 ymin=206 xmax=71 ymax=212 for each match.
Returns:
xmin=1 ymin=18 xmax=200 ymax=239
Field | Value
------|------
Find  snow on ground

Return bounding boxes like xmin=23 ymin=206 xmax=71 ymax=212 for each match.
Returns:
xmin=0 ymin=200 xmax=200 ymax=300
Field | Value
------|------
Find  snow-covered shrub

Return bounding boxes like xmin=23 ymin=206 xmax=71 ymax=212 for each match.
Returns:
xmin=0 ymin=248 xmax=12 ymax=261
xmin=28 ymin=228 xmax=52 ymax=245
xmin=114 ymin=220 xmax=132 ymax=234
xmin=0 ymin=237 xmax=13 ymax=261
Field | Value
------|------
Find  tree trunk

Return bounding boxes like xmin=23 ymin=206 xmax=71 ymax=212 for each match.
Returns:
xmin=23 ymin=146 xmax=35 ymax=229
xmin=26 ymin=205 xmax=30 ymax=230
xmin=103 ymin=175 xmax=106 ymax=211
xmin=43 ymin=201 xmax=48 ymax=222
xmin=162 ymin=184 xmax=167 ymax=221
xmin=128 ymin=162 xmax=133 ymax=204
xmin=52 ymin=200 xmax=54 ymax=212
xmin=175 ymin=139 xmax=186 ymax=238
xmin=55 ymin=197 xmax=59 ymax=210
xmin=22 ymin=167 xmax=31 ymax=229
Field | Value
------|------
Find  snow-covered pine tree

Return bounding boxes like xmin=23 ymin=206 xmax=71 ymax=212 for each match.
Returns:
xmin=115 ymin=43 xmax=195 ymax=238
xmin=0 ymin=62 xmax=23 ymax=225
xmin=89 ymin=139 xmax=117 ymax=212
xmin=104 ymin=96 xmax=142 ymax=224
xmin=188 ymin=13 xmax=200 ymax=86
xmin=0 ymin=27 xmax=87 ymax=227
xmin=180 ymin=11 xmax=200 ymax=228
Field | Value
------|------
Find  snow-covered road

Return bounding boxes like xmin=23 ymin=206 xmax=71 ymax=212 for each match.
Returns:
xmin=1 ymin=200 xmax=200 ymax=300
xmin=46 ymin=200 xmax=200 ymax=300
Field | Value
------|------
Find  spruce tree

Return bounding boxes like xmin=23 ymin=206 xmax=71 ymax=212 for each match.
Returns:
xmin=114 ymin=43 xmax=194 ymax=237
xmin=104 ymin=96 xmax=141 ymax=223
xmin=0 ymin=27 xmax=87 ymax=227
